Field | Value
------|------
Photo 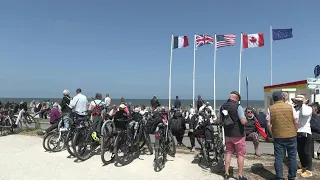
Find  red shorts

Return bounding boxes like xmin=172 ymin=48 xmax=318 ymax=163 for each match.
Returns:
xmin=225 ymin=136 xmax=246 ymax=157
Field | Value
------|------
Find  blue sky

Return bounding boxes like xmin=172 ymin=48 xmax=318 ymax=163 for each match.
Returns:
xmin=0 ymin=0 xmax=318 ymax=100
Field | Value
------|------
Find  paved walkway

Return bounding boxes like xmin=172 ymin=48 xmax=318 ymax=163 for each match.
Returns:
xmin=0 ymin=135 xmax=223 ymax=180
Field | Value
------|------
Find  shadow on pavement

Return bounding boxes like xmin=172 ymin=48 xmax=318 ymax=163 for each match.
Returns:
xmin=250 ymin=163 xmax=275 ymax=179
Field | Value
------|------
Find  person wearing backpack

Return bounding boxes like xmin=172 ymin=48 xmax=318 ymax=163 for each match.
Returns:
xmin=171 ymin=109 xmax=186 ymax=146
xmin=221 ymin=91 xmax=248 ymax=180
xmin=89 ymin=93 xmax=105 ymax=142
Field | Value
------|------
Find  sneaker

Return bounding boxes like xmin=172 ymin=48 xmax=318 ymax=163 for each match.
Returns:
xmin=191 ymin=147 xmax=196 ymax=152
xmin=37 ymin=131 xmax=46 ymax=136
xmin=301 ymin=170 xmax=312 ymax=178
xmin=238 ymin=175 xmax=248 ymax=180
xmin=297 ymin=168 xmax=304 ymax=174
xmin=223 ymin=174 xmax=230 ymax=180
xmin=59 ymin=128 xmax=67 ymax=132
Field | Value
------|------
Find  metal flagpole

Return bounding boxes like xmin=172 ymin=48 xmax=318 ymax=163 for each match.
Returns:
xmin=166 ymin=33 xmax=174 ymax=141
xmin=192 ymin=33 xmax=196 ymax=108
xmin=270 ymin=26 xmax=273 ymax=85
xmin=238 ymin=33 xmax=243 ymax=95
xmin=213 ymin=34 xmax=217 ymax=112
xmin=246 ymin=77 xmax=249 ymax=108
xmin=169 ymin=33 xmax=173 ymax=109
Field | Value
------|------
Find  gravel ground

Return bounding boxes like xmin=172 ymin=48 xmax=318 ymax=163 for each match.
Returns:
xmin=0 ymin=135 xmax=223 ymax=180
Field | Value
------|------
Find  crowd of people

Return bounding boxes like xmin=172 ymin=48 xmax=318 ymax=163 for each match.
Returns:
xmin=220 ymin=90 xmax=320 ymax=180
xmin=4 ymin=88 xmax=320 ymax=179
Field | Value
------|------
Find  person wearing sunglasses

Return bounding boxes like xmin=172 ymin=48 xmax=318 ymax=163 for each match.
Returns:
xmin=244 ymin=107 xmax=269 ymax=157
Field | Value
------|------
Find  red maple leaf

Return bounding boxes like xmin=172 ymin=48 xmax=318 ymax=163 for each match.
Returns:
xmin=249 ymin=36 xmax=257 ymax=43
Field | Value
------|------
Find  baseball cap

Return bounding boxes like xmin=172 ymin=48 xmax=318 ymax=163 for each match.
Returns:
xmin=272 ymin=91 xmax=283 ymax=101
xmin=230 ymin=91 xmax=241 ymax=101
xmin=76 ymin=88 xmax=82 ymax=93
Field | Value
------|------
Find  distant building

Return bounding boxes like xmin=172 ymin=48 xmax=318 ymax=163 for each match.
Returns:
xmin=263 ymin=80 xmax=320 ymax=111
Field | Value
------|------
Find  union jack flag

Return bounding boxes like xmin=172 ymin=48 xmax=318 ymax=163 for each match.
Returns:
xmin=195 ymin=34 xmax=214 ymax=49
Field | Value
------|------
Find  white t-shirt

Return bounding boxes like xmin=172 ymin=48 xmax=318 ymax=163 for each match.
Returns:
xmin=69 ymin=93 xmax=88 ymax=115
xmin=140 ymin=109 xmax=148 ymax=115
xmin=105 ymin=97 xmax=111 ymax=106
xmin=296 ymin=104 xmax=312 ymax=134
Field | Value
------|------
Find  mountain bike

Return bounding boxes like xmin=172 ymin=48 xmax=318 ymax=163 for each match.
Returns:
xmin=195 ymin=116 xmax=225 ymax=168
xmin=211 ymin=122 xmax=225 ymax=168
xmin=113 ymin=119 xmax=140 ymax=166
xmin=72 ymin=115 xmax=97 ymax=161
xmin=153 ymin=123 xmax=176 ymax=172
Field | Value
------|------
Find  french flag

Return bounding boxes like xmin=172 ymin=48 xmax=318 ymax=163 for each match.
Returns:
xmin=173 ymin=36 xmax=189 ymax=49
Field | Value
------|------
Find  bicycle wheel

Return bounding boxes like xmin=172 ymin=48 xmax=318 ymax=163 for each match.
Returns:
xmin=47 ymin=131 xmax=65 ymax=152
xmin=114 ymin=132 xmax=134 ymax=165
xmin=101 ymin=135 xmax=115 ymax=164
xmin=166 ymin=130 xmax=176 ymax=157
xmin=72 ymin=128 xmax=95 ymax=161
xmin=153 ymin=135 xmax=165 ymax=172
xmin=213 ymin=135 xmax=225 ymax=168
xmin=139 ymin=132 xmax=146 ymax=149
xmin=144 ymin=131 xmax=153 ymax=154
xmin=25 ymin=114 xmax=36 ymax=124
xmin=42 ymin=131 xmax=53 ymax=151
xmin=199 ymin=138 xmax=210 ymax=164
xmin=66 ymin=130 xmax=75 ymax=156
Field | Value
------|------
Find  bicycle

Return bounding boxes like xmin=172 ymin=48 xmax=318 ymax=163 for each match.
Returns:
xmin=21 ymin=111 xmax=37 ymax=128
xmin=153 ymin=122 xmax=176 ymax=172
xmin=195 ymin=115 xmax=225 ymax=168
xmin=72 ymin=115 xmax=97 ymax=161
xmin=41 ymin=114 xmax=76 ymax=157
xmin=44 ymin=119 xmax=66 ymax=152
xmin=113 ymin=118 xmax=141 ymax=166
xmin=0 ymin=109 xmax=21 ymax=135
xmin=211 ymin=121 xmax=225 ymax=168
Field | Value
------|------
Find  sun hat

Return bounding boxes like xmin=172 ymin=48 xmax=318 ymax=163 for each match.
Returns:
xmin=293 ymin=94 xmax=305 ymax=101
xmin=292 ymin=94 xmax=308 ymax=104
xmin=119 ymin=104 xmax=126 ymax=109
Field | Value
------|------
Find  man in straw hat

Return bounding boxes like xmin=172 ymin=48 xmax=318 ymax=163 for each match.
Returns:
xmin=292 ymin=94 xmax=313 ymax=178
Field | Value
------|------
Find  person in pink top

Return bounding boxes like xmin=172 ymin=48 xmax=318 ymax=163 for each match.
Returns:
xmin=120 ymin=97 xmax=130 ymax=116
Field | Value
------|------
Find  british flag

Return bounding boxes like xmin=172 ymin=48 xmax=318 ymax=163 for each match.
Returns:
xmin=195 ymin=34 xmax=214 ymax=49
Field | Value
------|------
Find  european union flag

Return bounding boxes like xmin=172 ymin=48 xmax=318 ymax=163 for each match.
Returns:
xmin=272 ymin=28 xmax=293 ymax=41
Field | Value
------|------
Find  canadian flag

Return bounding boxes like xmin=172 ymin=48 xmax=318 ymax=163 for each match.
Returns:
xmin=242 ymin=33 xmax=264 ymax=48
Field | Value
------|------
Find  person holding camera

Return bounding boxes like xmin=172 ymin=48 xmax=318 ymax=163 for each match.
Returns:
xmin=292 ymin=95 xmax=313 ymax=178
